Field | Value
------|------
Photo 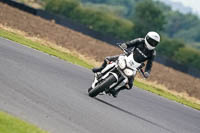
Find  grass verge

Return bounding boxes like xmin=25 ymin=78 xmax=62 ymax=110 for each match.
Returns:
xmin=0 ymin=28 xmax=93 ymax=69
xmin=134 ymin=80 xmax=200 ymax=110
xmin=0 ymin=111 xmax=47 ymax=133
xmin=1 ymin=27 xmax=200 ymax=112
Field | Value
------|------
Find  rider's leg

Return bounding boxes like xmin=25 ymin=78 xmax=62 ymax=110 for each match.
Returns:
xmin=106 ymin=55 xmax=119 ymax=62
xmin=92 ymin=55 xmax=119 ymax=73
xmin=127 ymin=77 xmax=134 ymax=90
xmin=92 ymin=60 xmax=107 ymax=73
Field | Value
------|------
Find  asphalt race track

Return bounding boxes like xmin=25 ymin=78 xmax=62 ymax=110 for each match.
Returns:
xmin=0 ymin=37 xmax=200 ymax=133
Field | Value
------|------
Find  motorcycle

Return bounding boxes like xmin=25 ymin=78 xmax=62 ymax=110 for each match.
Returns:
xmin=88 ymin=45 xmax=145 ymax=97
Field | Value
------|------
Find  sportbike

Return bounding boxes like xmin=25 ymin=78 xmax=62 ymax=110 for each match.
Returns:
xmin=88 ymin=45 xmax=145 ymax=97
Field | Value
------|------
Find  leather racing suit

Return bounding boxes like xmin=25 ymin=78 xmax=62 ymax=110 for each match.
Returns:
xmin=92 ymin=38 xmax=156 ymax=96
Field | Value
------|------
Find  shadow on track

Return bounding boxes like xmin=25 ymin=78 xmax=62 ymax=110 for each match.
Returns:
xmin=95 ymin=98 xmax=174 ymax=133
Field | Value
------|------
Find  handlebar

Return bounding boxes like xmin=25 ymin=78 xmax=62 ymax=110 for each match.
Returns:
xmin=117 ymin=43 xmax=129 ymax=55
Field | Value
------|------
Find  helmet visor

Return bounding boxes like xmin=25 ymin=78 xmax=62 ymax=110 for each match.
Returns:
xmin=146 ymin=36 xmax=159 ymax=47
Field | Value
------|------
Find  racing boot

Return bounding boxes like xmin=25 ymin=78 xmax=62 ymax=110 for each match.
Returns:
xmin=92 ymin=56 xmax=118 ymax=73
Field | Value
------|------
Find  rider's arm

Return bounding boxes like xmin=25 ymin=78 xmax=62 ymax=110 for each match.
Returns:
xmin=125 ymin=38 xmax=144 ymax=49
xmin=145 ymin=50 xmax=156 ymax=74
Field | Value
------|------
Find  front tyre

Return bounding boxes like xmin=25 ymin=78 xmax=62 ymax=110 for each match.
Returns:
xmin=88 ymin=74 xmax=117 ymax=97
xmin=88 ymin=87 xmax=92 ymax=92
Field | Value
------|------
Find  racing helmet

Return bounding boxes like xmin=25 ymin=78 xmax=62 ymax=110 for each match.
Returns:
xmin=145 ymin=31 xmax=160 ymax=50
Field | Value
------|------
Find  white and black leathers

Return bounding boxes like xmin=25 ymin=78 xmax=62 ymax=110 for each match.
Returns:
xmin=92 ymin=38 xmax=156 ymax=93
xmin=125 ymin=38 xmax=156 ymax=74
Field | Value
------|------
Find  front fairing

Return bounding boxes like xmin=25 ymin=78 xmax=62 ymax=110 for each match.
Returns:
xmin=125 ymin=53 xmax=141 ymax=70
xmin=118 ymin=53 xmax=141 ymax=77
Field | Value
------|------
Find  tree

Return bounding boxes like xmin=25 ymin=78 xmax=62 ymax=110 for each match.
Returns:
xmin=44 ymin=0 xmax=133 ymax=40
xmin=45 ymin=0 xmax=80 ymax=17
xmin=81 ymin=0 xmax=138 ymax=18
xmin=157 ymin=37 xmax=184 ymax=58
xmin=174 ymin=23 xmax=200 ymax=42
xmin=131 ymin=0 xmax=166 ymax=37
xmin=174 ymin=47 xmax=200 ymax=69
xmin=164 ymin=11 xmax=199 ymax=38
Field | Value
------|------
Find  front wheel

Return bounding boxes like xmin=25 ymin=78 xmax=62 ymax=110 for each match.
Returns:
xmin=88 ymin=74 xmax=117 ymax=97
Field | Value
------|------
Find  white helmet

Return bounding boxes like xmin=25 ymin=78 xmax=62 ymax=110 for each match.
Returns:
xmin=145 ymin=31 xmax=160 ymax=50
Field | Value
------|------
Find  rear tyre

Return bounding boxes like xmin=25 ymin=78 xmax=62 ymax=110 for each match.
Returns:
xmin=88 ymin=74 xmax=117 ymax=97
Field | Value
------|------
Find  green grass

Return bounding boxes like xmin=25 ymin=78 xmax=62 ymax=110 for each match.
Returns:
xmin=0 ymin=29 xmax=93 ymax=69
xmin=0 ymin=27 xmax=200 ymax=115
xmin=0 ymin=111 xmax=47 ymax=133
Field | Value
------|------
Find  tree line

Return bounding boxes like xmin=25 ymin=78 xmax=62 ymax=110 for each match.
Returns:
xmin=82 ymin=0 xmax=200 ymax=45
xmin=43 ymin=0 xmax=200 ymax=70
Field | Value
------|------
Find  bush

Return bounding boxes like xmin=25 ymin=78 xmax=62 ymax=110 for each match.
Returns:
xmin=174 ymin=47 xmax=200 ymax=69
xmin=45 ymin=0 xmax=80 ymax=17
xmin=157 ymin=36 xmax=200 ymax=69
xmin=44 ymin=0 xmax=200 ymax=70
xmin=157 ymin=37 xmax=184 ymax=58
xmin=131 ymin=0 xmax=166 ymax=37
xmin=45 ymin=0 xmax=133 ymax=39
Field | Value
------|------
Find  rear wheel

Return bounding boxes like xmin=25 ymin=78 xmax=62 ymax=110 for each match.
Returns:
xmin=88 ymin=74 xmax=117 ymax=97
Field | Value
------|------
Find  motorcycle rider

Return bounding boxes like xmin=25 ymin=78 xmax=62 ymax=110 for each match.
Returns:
xmin=92 ymin=31 xmax=160 ymax=97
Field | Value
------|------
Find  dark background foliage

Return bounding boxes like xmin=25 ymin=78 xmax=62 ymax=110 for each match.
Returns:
xmin=43 ymin=0 xmax=200 ymax=70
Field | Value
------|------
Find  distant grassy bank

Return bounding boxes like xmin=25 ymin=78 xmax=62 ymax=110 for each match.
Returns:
xmin=0 ymin=27 xmax=93 ymax=69
xmin=0 ymin=27 xmax=200 ymax=113
xmin=0 ymin=111 xmax=47 ymax=133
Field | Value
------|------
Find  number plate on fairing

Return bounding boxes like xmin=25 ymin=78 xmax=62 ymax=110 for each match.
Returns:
xmin=126 ymin=53 xmax=141 ymax=69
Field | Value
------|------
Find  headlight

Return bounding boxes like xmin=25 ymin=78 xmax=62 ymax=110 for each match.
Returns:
xmin=118 ymin=59 xmax=126 ymax=69
xmin=124 ymin=68 xmax=134 ymax=77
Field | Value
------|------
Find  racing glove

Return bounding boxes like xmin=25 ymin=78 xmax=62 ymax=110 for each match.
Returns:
xmin=144 ymin=72 xmax=150 ymax=78
xmin=120 ymin=43 xmax=127 ymax=49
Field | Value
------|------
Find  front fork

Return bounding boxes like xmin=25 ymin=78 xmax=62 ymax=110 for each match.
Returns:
xmin=109 ymin=69 xmax=128 ymax=91
xmin=92 ymin=64 xmax=129 ymax=93
xmin=92 ymin=63 xmax=116 ymax=89
xmin=104 ymin=67 xmax=129 ymax=93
